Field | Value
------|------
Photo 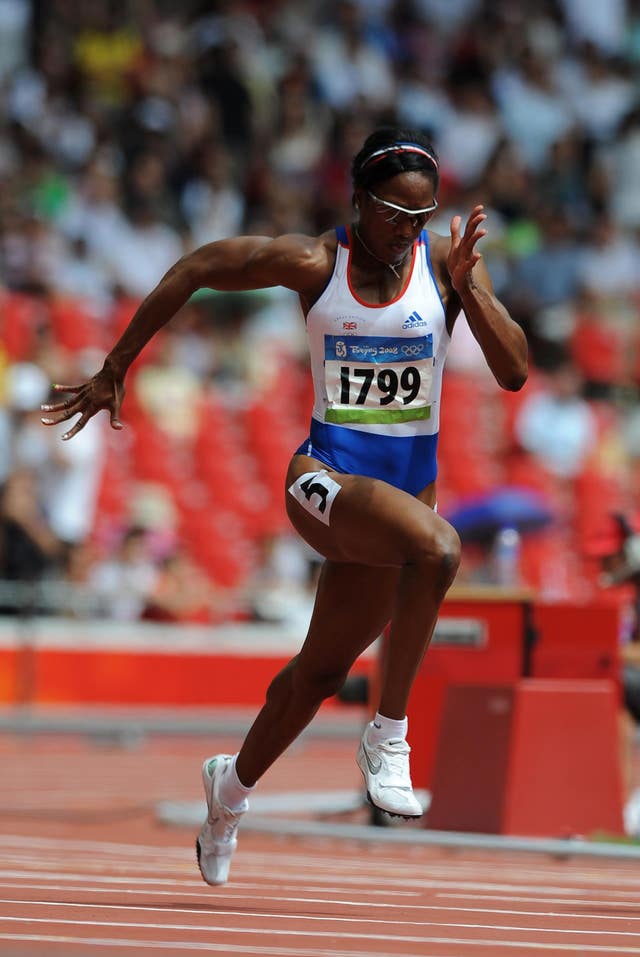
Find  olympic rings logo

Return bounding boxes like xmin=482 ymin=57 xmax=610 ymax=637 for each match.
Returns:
xmin=401 ymin=345 xmax=425 ymax=357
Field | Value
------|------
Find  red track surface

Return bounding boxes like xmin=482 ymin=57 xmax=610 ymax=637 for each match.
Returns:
xmin=2 ymin=727 xmax=640 ymax=956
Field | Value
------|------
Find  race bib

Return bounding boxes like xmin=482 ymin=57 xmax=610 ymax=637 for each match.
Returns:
xmin=324 ymin=334 xmax=433 ymax=425
xmin=288 ymin=469 xmax=341 ymax=526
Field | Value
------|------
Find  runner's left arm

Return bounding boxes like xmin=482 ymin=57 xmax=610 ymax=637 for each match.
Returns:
xmin=445 ymin=205 xmax=528 ymax=392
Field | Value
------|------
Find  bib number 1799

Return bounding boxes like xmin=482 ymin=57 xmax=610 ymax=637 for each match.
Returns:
xmin=339 ymin=365 xmax=421 ymax=406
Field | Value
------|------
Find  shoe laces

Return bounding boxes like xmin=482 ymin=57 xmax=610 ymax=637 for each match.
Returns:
xmin=208 ymin=801 xmax=245 ymax=846
xmin=375 ymin=738 xmax=412 ymax=788
xmin=207 ymin=763 xmax=247 ymax=832
xmin=222 ymin=817 xmax=240 ymax=842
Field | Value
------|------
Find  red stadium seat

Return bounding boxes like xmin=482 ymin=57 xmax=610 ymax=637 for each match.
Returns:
xmin=48 ymin=298 xmax=107 ymax=353
xmin=0 ymin=292 xmax=43 ymax=360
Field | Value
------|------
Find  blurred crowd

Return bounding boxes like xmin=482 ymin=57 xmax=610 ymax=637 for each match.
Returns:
xmin=2 ymin=0 xmax=640 ymax=622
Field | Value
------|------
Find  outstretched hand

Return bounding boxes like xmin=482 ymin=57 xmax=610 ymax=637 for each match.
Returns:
xmin=40 ymin=366 xmax=125 ymax=441
xmin=447 ymin=204 xmax=487 ymax=292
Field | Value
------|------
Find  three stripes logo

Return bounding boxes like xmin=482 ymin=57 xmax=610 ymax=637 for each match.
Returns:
xmin=402 ymin=310 xmax=428 ymax=329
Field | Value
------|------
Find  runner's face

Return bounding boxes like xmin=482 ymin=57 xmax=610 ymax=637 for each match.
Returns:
xmin=356 ymin=171 xmax=437 ymax=265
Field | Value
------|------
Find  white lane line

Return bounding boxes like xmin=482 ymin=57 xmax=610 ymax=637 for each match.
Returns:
xmin=236 ymin=880 xmax=419 ymax=897
xmin=0 ymin=919 xmax=639 ymax=953
xmin=427 ymin=874 xmax=640 ymax=892
xmin=5 ymin=840 xmax=640 ymax=893
xmin=2 ymin=904 xmax=640 ymax=939
xmin=0 ymin=836 xmax=397 ymax=869
xmin=0 ymin=835 xmax=190 ymax=857
xmin=0 ymin=934 xmax=448 ymax=957
xmin=439 ymin=893 xmax=640 ymax=908
xmin=424 ymin=865 xmax=640 ymax=880
xmin=0 ymin=882 xmax=426 ymax=907
xmin=13 ymin=851 xmax=640 ymax=887
xmin=202 ymin=877 xmax=640 ymax=899
xmin=6 ymin=835 xmax=640 ymax=887
xmin=0 ymin=871 xmax=200 ymax=886
xmin=0 ymin=854 xmax=425 ymax=879
xmin=1 ymin=885 xmax=640 ymax=924
xmin=0 ymin=835 xmax=638 ymax=887
xmin=15 ymin=850 xmax=640 ymax=896
xmin=0 ymin=875 xmax=424 ymax=904
xmin=5 ymin=864 xmax=640 ymax=902
xmin=6 ymin=855 xmax=640 ymax=899
xmin=0 ymin=871 xmax=419 ymax=897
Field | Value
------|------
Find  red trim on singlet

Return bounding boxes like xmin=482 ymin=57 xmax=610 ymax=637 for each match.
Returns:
xmin=344 ymin=224 xmax=420 ymax=309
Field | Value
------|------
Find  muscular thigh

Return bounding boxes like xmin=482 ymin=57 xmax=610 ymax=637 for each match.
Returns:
xmin=285 ymin=453 xmax=447 ymax=568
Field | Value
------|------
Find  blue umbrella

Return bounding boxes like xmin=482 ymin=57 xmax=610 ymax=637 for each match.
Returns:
xmin=445 ymin=487 xmax=554 ymax=543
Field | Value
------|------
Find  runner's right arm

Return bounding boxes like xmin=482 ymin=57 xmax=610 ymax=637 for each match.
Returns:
xmin=41 ymin=232 xmax=333 ymax=439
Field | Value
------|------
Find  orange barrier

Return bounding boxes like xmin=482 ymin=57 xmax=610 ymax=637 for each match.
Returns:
xmin=426 ymin=679 xmax=624 ymax=837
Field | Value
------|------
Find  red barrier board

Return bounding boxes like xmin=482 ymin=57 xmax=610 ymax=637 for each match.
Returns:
xmin=426 ymin=679 xmax=624 ymax=837
xmin=406 ymin=591 xmax=623 ymax=792
xmin=532 ymin=600 xmax=621 ymax=681
xmin=407 ymin=589 xmax=529 ymax=790
xmin=0 ymin=621 xmax=374 ymax=708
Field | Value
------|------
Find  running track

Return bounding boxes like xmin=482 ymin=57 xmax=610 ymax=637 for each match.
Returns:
xmin=2 ymin=723 xmax=640 ymax=956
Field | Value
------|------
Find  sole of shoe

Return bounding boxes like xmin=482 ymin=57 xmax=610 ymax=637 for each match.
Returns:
xmin=196 ymin=836 xmax=203 ymax=875
xmin=364 ymin=789 xmax=423 ymax=821
xmin=195 ymin=836 xmax=212 ymax=885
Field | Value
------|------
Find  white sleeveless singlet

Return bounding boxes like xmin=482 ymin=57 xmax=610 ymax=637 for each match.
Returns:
xmin=295 ymin=225 xmax=451 ymax=495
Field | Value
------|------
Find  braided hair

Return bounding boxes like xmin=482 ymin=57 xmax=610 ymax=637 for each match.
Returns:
xmin=352 ymin=127 xmax=439 ymax=195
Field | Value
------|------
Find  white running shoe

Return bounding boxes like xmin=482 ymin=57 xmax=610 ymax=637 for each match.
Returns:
xmin=357 ymin=726 xmax=423 ymax=819
xmin=196 ymin=754 xmax=248 ymax=885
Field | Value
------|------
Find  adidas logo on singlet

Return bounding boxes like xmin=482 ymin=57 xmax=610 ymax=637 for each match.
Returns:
xmin=402 ymin=310 xmax=428 ymax=329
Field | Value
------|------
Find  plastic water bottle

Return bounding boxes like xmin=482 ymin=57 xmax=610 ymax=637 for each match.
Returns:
xmin=493 ymin=526 xmax=521 ymax=587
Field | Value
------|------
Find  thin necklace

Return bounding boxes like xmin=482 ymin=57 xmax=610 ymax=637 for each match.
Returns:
xmin=354 ymin=225 xmax=408 ymax=280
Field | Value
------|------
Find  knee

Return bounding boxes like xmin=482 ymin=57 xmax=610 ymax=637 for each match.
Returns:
xmin=291 ymin=660 xmax=351 ymax=704
xmin=264 ymin=656 xmax=349 ymax=707
xmin=433 ymin=525 xmax=462 ymax=587
xmin=412 ymin=522 xmax=461 ymax=590
xmin=264 ymin=661 xmax=288 ymax=702
xmin=264 ymin=652 xmax=355 ymax=712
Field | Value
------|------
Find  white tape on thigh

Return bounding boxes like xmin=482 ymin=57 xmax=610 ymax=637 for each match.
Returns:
xmin=287 ymin=469 xmax=341 ymax=527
